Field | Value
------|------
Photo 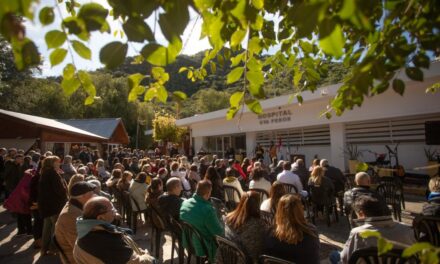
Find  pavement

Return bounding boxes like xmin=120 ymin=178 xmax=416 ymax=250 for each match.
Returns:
xmin=0 ymin=194 xmax=425 ymax=264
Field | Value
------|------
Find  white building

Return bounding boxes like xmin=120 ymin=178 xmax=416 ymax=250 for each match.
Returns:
xmin=176 ymin=62 xmax=440 ymax=174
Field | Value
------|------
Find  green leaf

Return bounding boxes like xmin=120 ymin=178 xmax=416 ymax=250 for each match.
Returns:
xmin=392 ymin=79 xmax=405 ymax=95
xmin=248 ymin=37 xmax=262 ymax=54
xmin=172 ymin=91 xmax=187 ymax=101
xmin=77 ymin=3 xmax=109 ymax=32
xmin=231 ymin=29 xmax=246 ymax=47
xmin=356 ymin=162 xmax=369 ymax=172
xmin=293 ymin=66 xmax=303 ymax=87
xmin=230 ymin=91 xmax=244 ymax=107
xmin=71 ymin=40 xmax=91 ymax=60
xmin=11 ymin=38 xmax=41 ymax=70
xmin=406 ymin=67 xmax=424 ymax=81
xmin=319 ymin=24 xmax=344 ymax=58
xmin=99 ymin=41 xmax=128 ymax=69
xmin=247 ymin=57 xmax=262 ymax=72
xmin=402 ymin=242 xmax=435 ymax=258
xmin=413 ymin=54 xmax=430 ymax=69
xmin=128 ymin=73 xmax=145 ymax=89
xmin=247 ymin=71 xmax=265 ymax=98
xmin=141 ymin=38 xmax=182 ymax=66
xmin=123 ymin=17 xmax=154 ymax=43
xmin=246 ymin=99 xmax=263 ymax=114
xmin=128 ymin=85 xmax=145 ymax=102
xmin=50 ymin=48 xmax=67 ymax=67
xmin=339 ymin=0 xmax=355 ymax=19
xmin=62 ymin=17 xmax=85 ymax=36
xmin=226 ymin=106 xmax=240 ymax=120
xmin=231 ymin=53 xmax=245 ymax=67
xmin=151 ymin=67 xmax=169 ymax=84
xmin=61 ymin=77 xmax=81 ymax=96
xmin=251 ymin=0 xmax=264 ymax=10
xmin=299 ymin=40 xmax=313 ymax=54
xmin=45 ymin=30 xmax=67 ymax=49
xmin=63 ymin=63 xmax=76 ymax=80
xmin=377 ymin=238 xmax=393 ymax=256
xmin=210 ymin=61 xmax=216 ymax=73
xmin=227 ymin=67 xmax=244 ymax=84
xmin=359 ymin=230 xmax=381 ymax=239
xmin=39 ymin=7 xmax=55 ymax=25
xmin=144 ymin=87 xmax=156 ymax=101
xmin=84 ymin=96 xmax=94 ymax=105
xmin=157 ymin=85 xmax=168 ymax=103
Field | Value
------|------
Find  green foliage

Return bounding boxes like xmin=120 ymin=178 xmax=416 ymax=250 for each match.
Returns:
xmin=0 ymin=0 xmax=439 ymax=119
xmin=356 ymin=162 xmax=369 ymax=173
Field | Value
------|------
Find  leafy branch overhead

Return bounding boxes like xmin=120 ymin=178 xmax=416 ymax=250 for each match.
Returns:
xmin=0 ymin=0 xmax=439 ymax=116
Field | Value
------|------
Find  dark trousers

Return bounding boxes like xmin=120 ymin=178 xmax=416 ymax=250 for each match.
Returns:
xmin=17 ymin=213 xmax=32 ymax=234
xmin=32 ymin=210 xmax=43 ymax=239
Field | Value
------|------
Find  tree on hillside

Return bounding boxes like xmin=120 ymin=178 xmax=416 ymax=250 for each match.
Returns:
xmin=0 ymin=0 xmax=438 ymax=119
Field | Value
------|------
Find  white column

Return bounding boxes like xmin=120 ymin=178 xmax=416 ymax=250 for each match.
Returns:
xmin=329 ymin=123 xmax=346 ymax=171
xmin=246 ymin=131 xmax=257 ymax=158
xmin=193 ymin=137 xmax=203 ymax=153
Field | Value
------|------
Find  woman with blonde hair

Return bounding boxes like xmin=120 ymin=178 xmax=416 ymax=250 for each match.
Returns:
xmin=38 ymin=155 xmax=68 ymax=255
xmin=67 ymin=174 xmax=85 ymax=195
xmin=308 ymin=166 xmax=335 ymax=209
xmin=263 ymin=194 xmax=320 ymax=263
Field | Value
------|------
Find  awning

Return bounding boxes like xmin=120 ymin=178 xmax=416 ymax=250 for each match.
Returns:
xmin=0 ymin=138 xmax=36 ymax=152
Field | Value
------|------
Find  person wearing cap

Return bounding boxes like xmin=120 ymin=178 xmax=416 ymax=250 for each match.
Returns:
xmin=55 ymin=182 xmax=96 ymax=264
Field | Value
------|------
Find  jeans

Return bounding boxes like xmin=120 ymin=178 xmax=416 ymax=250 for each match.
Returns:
xmin=41 ymin=215 xmax=58 ymax=252
xmin=17 ymin=213 xmax=32 ymax=234
xmin=329 ymin=250 xmax=341 ymax=264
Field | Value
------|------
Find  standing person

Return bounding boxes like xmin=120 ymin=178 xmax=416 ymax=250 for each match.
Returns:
xmin=117 ymin=171 xmax=133 ymax=192
xmin=38 ymin=156 xmax=68 ymax=255
xmin=61 ymin=155 xmax=77 ymax=183
xmin=180 ymin=180 xmax=224 ymax=263
xmin=222 ymin=191 xmax=265 ymax=263
xmin=30 ymin=159 xmax=44 ymax=249
xmin=78 ymin=147 xmax=90 ymax=165
xmin=255 ymin=144 xmax=264 ymax=160
xmin=4 ymin=154 xmax=24 ymax=199
xmin=269 ymin=141 xmax=277 ymax=162
xmin=264 ymin=194 xmax=320 ymax=264
xmin=4 ymin=169 xmax=34 ymax=236
xmin=55 ymin=182 xmax=96 ymax=264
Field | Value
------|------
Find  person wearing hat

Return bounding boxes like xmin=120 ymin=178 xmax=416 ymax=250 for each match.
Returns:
xmin=55 ymin=181 xmax=96 ymax=264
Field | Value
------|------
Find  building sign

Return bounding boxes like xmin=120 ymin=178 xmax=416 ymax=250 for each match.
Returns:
xmin=258 ymin=109 xmax=292 ymax=125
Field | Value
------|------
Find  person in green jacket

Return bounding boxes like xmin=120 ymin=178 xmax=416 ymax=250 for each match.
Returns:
xmin=180 ymin=179 xmax=224 ymax=262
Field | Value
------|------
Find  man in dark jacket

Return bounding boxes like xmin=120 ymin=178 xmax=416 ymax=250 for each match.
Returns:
xmin=321 ymin=159 xmax=346 ymax=193
xmin=292 ymin=159 xmax=310 ymax=192
xmin=4 ymin=154 xmax=24 ymax=198
xmin=158 ymin=178 xmax=183 ymax=222
xmin=343 ymin=172 xmax=385 ymax=225
xmin=74 ymin=197 xmax=155 ymax=264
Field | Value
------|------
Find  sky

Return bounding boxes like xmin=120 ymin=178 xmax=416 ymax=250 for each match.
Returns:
xmin=25 ymin=0 xmax=212 ymax=76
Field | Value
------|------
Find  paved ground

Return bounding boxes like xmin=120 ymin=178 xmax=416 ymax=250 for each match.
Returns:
xmin=0 ymin=194 xmax=424 ymax=264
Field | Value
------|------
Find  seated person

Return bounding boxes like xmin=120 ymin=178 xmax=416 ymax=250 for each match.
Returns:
xmin=277 ymin=161 xmax=304 ymax=195
xmin=343 ymin=172 xmax=384 ymax=225
xmin=55 ymin=182 xmax=96 ymax=264
xmin=74 ymin=197 xmax=156 ymax=264
xmin=180 ymin=180 xmax=224 ymax=263
xmin=158 ymin=177 xmax=184 ymax=222
xmin=334 ymin=196 xmax=416 ymax=264
xmin=260 ymin=181 xmax=286 ymax=214
xmin=249 ymin=167 xmax=271 ymax=194
xmin=423 ymin=176 xmax=440 ymax=216
xmin=263 ymin=194 xmax=320 ymax=264
xmin=223 ymin=168 xmax=244 ymax=203
xmin=308 ymin=166 xmax=335 ymax=209
xmin=88 ymin=179 xmax=111 ymax=200
xmin=221 ymin=191 xmax=265 ymax=263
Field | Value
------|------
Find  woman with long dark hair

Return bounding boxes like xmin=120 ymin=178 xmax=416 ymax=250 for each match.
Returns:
xmin=38 ymin=156 xmax=67 ymax=255
xmin=264 ymin=194 xmax=320 ymax=263
xmin=204 ymin=166 xmax=224 ymax=201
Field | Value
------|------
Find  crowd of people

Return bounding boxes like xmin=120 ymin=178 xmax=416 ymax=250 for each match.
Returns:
xmin=0 ymin=145 xmax=438 ymax=264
